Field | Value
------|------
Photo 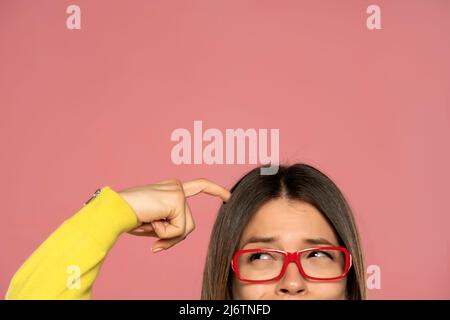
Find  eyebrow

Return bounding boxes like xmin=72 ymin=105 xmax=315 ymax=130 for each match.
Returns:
xmin=241 ymin=236 xmax=337 ymax=248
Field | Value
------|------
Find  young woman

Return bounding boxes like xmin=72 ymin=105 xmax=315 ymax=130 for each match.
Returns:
xmin=5 ymin=163 xmax=367 ymax=300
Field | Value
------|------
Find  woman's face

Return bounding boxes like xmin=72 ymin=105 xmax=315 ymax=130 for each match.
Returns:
xmin=232 ymin=197 xmax=347 ymax=300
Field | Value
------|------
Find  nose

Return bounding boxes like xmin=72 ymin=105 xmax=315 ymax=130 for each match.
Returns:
xmin=275 ymin=261 xmax=307 ymax=296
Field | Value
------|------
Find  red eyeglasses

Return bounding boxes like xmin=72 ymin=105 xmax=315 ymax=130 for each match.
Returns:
xmin=231 ymin=246 xmax=352 ymax=283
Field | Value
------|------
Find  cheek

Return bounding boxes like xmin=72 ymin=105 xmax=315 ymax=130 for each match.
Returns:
xmin=233 ymin=279 xmax=276 ymax=300
xmin=307 ymin=280 xmax=347 ymax=299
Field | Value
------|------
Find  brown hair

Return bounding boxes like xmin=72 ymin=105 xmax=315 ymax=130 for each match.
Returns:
xmin=201 ymin=163 xmax=367 ymax=299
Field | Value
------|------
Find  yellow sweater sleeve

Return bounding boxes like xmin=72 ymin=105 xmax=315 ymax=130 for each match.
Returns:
xmin=5 ymin=186 xmax=139 ymax=300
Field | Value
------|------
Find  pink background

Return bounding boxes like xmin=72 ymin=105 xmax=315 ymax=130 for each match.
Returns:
xmin=1 ymin=0 xmax=449 ymax=299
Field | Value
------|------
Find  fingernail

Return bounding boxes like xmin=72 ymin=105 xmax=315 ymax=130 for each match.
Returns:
xmin=152 ymin=247 xmax=163 ymax=253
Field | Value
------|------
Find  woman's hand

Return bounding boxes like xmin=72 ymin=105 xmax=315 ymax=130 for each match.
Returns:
xmin=117 ymin=179 xmax=230 ymax=253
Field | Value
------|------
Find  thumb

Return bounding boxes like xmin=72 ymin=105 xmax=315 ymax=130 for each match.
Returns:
xmin=150 ymin=220 xmax=187 ymax=252
xmin=150 ymin=219 xmax=185 ymax=241
xmin=151 ymin=235 xmax=186 ymax=252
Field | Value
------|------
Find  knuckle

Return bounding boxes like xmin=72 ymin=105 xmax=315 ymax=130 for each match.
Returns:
xmin=171 ymin=228 xmax=185 ymax=239
xmin=170 ymin=189 xmax=185 ymax=203
xmin=160 ymin=233 xmax=176 ymax=240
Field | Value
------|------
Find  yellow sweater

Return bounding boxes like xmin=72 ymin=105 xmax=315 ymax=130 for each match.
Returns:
xmin=5 ymin=186 xmax=139 ymax=299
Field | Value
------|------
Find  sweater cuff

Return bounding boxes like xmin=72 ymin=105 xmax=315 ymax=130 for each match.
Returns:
xmin=66 ymin=186 xmax=139 ymax=251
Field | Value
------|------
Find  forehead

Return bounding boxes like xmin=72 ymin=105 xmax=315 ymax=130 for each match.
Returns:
xmin=238 ymin=197 xmax=339 ymax=249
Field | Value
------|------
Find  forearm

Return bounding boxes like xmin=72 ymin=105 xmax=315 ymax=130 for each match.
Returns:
xmin=5 ymin=186 xmax=139 ymax=299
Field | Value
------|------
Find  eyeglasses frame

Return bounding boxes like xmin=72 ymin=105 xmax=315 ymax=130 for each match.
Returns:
xmin=230 ymin=246 xmax=352 ymax=283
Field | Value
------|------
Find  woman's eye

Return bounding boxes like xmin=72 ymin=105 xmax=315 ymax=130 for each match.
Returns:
xmin=249 ymin=252 xmax=272 ymax=261
xmin=308 ymin=250 xmax=333 ymax=260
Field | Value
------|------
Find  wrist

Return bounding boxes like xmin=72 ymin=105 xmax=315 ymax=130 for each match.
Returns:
xmin=117 ymin=191 xmax=141 ymax=225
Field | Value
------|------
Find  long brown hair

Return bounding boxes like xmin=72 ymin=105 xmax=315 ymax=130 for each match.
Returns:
xmin=201 ymin=163 xmax=367 ymax=299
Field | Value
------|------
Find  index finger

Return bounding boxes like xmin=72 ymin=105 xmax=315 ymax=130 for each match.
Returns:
xmin=182 ymin=179 xmax=231 ymax=202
